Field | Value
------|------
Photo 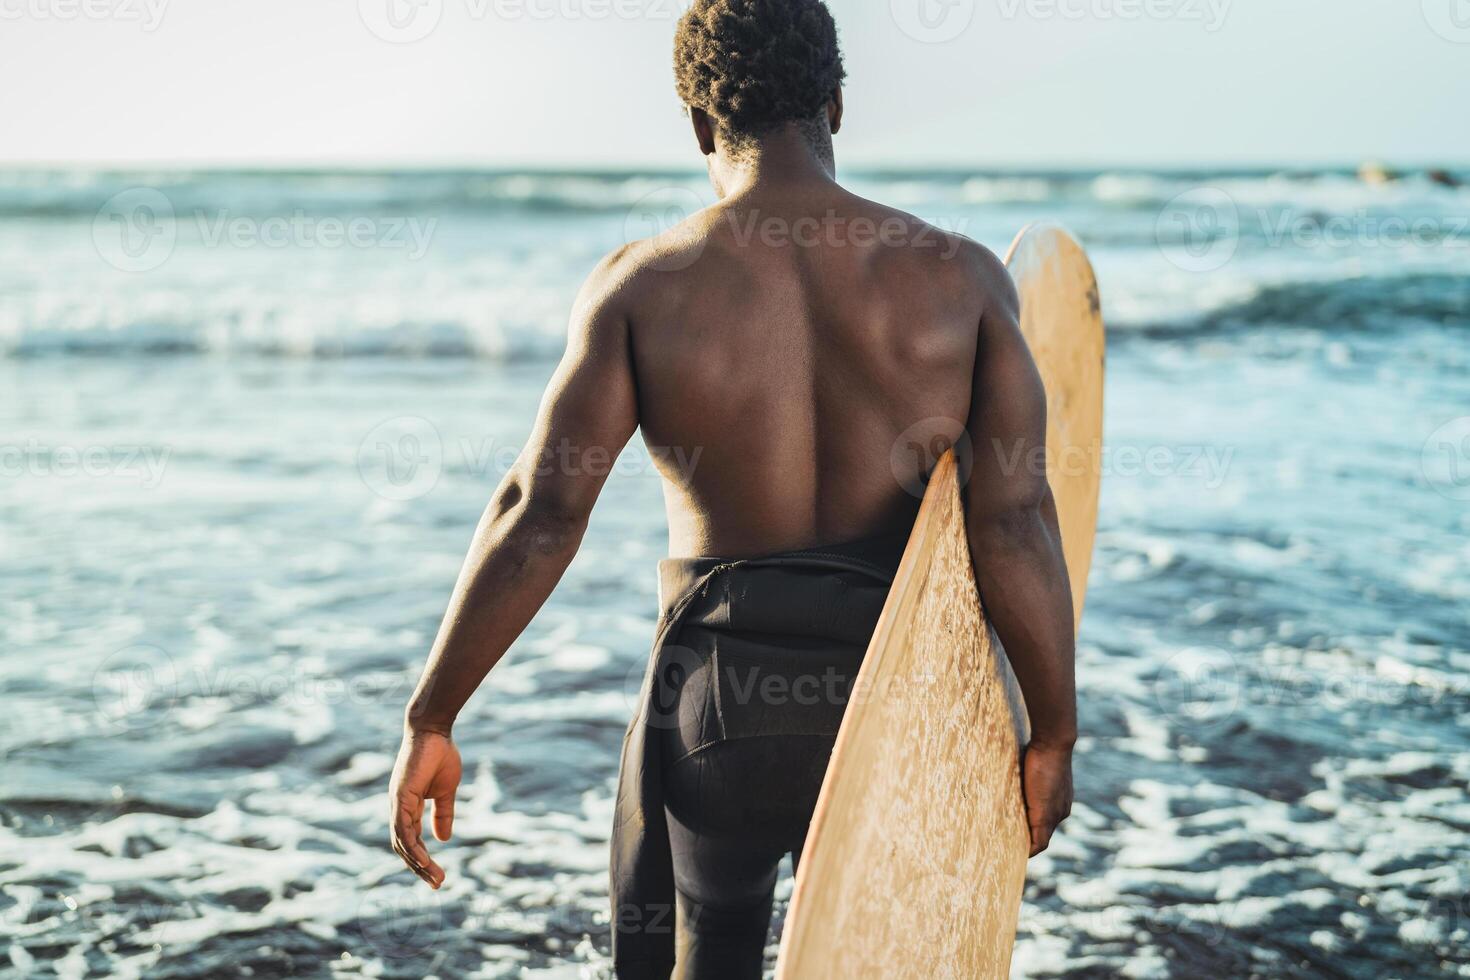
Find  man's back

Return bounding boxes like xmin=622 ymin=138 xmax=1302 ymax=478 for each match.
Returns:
xmin=621 ymin=183 xmax=997 ymax=557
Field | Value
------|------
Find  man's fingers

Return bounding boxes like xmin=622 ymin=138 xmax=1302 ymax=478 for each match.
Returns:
xmin=392 ymin=792 xmax=445 ymax=888
xmin=431 ymin=794 xmax=455 ymax=843
xmin=1028 ymin=817 xmax=1055 ymax=857
xmin=395 ymin=795 xmax=428 ymax=846
xmin=394 ymin=841 xmax=442 ymax=889
xmin=393 ymin=790 xmax=423 ymax=833
xmin=400 ymin=821 xmax=444 ymax=886
xmin=1027 ymin=803 xmax=1072 ymax=857
xmin=397 ymin=830 xmax=445 ymax=888
xmin=392 ymin=840 xmax=430 ymax=883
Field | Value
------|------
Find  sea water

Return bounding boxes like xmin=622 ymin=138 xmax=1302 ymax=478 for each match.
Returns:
xmin=1 ymin=168 xmax=1467 ymax=978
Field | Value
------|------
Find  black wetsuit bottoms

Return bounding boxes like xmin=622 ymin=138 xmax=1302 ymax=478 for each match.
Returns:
xmin=617 ymin=536 xmax=900 ymax=979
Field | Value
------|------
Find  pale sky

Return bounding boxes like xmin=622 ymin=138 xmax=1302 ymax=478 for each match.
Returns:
xmin=2 ymin=0 xmax=1467 ymax=168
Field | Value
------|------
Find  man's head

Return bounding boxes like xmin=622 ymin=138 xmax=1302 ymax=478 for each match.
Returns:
xmin=673 ymin=0 xmax=846 ymax=165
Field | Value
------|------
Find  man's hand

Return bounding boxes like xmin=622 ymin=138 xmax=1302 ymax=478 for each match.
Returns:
xmin=1021 ymin=742 xmax=1073 ymax=856
xmin=389 ymin=729 xmax=462 ymax=889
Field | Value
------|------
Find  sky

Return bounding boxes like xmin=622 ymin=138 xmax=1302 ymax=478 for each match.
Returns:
xmin=2 ymin=0 xmax=1468 ymax=169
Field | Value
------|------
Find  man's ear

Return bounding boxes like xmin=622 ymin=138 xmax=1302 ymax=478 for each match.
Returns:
xmin=828 ymin=87 xmax=844 ymax=136
xmin=690 ymin=107 xmax=718 ymax=157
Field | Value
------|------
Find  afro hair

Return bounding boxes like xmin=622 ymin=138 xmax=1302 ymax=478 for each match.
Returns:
xmin=674 ymin=0 xmax=846 ymax=149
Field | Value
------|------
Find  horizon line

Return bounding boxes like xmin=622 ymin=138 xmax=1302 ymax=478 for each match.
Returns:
xmin=1 ymin=158 xmax=1465 ymax=175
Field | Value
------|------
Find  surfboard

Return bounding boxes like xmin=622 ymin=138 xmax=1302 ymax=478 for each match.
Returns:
xmin=774 ymin=224 xmax=1105 ymax=979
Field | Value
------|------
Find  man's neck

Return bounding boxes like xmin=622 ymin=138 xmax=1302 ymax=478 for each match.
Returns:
xmin=710 ymin=126 xmax=838 ymax=200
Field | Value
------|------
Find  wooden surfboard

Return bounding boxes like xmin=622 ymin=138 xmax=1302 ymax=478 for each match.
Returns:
xmin=774 ymin=224 xmax=1105 ymax=979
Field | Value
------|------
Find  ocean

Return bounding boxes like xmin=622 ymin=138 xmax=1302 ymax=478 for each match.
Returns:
xmin=1 ymin=167 xmax=1467 ymax=978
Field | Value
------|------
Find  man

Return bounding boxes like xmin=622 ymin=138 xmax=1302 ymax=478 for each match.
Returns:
xmin=389 ymin=1 xmax=1076 ymax=977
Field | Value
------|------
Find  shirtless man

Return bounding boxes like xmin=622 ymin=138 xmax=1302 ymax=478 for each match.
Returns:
xmin=389 ymin=2 xmax=1076 ymax=976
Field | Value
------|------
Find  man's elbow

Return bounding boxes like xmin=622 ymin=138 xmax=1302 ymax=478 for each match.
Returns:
xmin=966 ymin=484 xmax=1057 ymax=554
xmin=516 ymin=494 xmax=590 ymax=557
xmin=488 ymin=476 xmax=591 ymax=558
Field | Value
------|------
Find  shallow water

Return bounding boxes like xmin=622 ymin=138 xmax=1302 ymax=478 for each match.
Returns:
xmin=2 ymin=169 xmax=1468 ymax=978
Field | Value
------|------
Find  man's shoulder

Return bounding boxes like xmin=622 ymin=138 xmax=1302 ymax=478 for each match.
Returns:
xmin=901 ymin=216 xmax=1017 ymax=321
xmin=849 ymin=197 xmax=1007 ymax=284
xmin=945 ymin=232 xmax=1016 ymax=301
xmin=897 ymin=213 xmax=1007 ymax=283
xmin=576 ymin=240 xmax=659 ymax=303
xmin=576 ymin=213 xmax=716 ymax=313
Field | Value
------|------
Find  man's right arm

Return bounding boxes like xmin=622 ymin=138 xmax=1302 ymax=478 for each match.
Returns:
xmin=963 ymin=249 xmax=1076 ymax=856
xmin=387 ymin=247 xmax=642 ymax=888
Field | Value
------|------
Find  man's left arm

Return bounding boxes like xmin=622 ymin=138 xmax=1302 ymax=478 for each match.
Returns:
xmin=389 ymin=251 xmax=640 ymax=888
